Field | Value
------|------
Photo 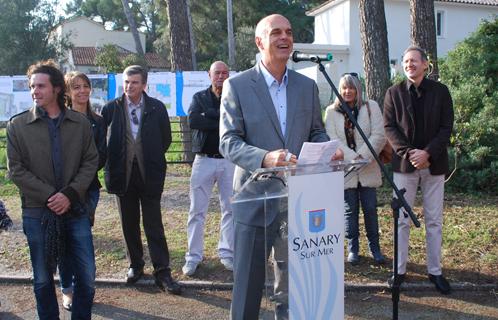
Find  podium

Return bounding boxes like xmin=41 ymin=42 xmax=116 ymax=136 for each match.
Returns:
xmin=233 ymin=160 xmax=368 ymax=319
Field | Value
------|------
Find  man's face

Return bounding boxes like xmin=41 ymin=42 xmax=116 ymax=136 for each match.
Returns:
xmin=29 ymin=73 xmax=60 ymax=109
xmin=209 ymin=62 xmax=229 ymax=90
xmin=403 ymin=50 xmax=428 ymax=82
xmin=123 ymin=73 xmax=146 ymax=103
xmin=256 ymin=15 xmax=293 ymax=64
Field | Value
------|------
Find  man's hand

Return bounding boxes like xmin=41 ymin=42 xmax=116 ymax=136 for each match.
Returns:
xmin=409 ymin=149 xmax=430 ymax=169
xmin=332 ymin=148 xmax=344 ymax=161
xmin=47 ymin=192 xmax=71 ymax=215
xmin=263 ymin=149 xmax=297 ymax=168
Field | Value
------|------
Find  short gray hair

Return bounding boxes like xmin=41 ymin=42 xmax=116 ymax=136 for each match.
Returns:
xmin=123 ymin=65 xmax=148 ymax=84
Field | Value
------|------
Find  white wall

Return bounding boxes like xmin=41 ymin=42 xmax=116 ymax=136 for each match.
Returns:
xmin=310 ymin=0 xmax=498 ymax=78
xmin=314 ymin=0 xmax=350 ymax=45
xmin=290 ymin=43 xmax=350 ymax=107
xmin=435 ymin=2 xmax=496 ymax=57
xmin=58 ymin=17 xmax=146 ymax=53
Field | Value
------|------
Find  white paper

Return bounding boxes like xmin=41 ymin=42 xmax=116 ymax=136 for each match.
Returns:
xmin=297 ymin=140 xmax=339 ymax=165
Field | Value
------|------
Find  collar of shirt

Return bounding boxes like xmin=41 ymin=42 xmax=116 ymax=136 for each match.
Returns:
xmin=260 ymin=62 xmax=289 ymax=88
xmin=126 ymin=94 xmax=144 ymax=110
xmin=260 ymin=62 xmax=289 ymax=136
xmin=406 ymin=78 xmax=427 ymax=97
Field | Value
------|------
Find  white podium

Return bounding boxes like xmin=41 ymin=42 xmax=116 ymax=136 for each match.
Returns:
xmin=233 ymin=160 xmax=368 ymax=320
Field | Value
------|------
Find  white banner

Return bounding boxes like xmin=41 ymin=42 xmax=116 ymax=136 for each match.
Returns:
xmin=288 ymin=171 xmax=344 ymax=320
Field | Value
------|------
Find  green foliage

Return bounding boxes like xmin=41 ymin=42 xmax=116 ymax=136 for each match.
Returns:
xmin=122 ymin=53 xmax=147 ymax=69
xmin=0 ymin=0 xmax=71 ymax=74
xmin=439 ymin=16 xmax=498 ymax=194
xmin=69 ymin=0 xmax=324 ymax=71
xmin=95 ymin=44 xmax=124 ymax=73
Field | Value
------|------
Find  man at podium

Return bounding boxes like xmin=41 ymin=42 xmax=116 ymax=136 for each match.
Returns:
xmin=220 ymin=13 xmax=341 ymax=320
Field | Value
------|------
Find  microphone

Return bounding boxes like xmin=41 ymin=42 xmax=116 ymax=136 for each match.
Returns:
xmin=291 ymin=51 xmax=333 ymax=63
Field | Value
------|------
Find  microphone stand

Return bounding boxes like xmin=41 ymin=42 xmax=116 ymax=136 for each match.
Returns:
xmin=310 ymin=59 xmax=421 ymax=320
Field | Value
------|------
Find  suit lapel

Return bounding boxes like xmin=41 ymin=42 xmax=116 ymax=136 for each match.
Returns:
xmin=250 ymin=65 xmax=285 ymax=143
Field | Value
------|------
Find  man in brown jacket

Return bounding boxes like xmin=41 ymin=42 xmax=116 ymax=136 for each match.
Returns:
xmin=384 ymin=46 xmax=454 ymax=295
xmin=7 ymin=60 xmax=98 ymax=319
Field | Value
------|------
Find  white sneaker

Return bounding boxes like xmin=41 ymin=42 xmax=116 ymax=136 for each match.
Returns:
xmin=220 ymin=258 xmax=233 ymax=271
xmin=62 ymin=292 xmax=72 ymax=311
xmin=182 ymin=261 xmax=199 ymax=276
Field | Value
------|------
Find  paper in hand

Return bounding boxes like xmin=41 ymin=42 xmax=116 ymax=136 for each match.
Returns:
xmin=297 ymin=140 xmax=339 ymax=165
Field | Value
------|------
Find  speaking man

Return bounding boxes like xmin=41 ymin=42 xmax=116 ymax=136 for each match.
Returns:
xmin=220 ymin=14 xmax=342 ymax=319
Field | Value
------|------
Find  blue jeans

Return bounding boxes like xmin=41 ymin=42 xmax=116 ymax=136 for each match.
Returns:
xmin=23 ymin=210 xmax=96 ymax=320
xmin=344 ymin=187 xmax=381 ymax=255
xmin=60 ymin=187 xmax=100 ymax=293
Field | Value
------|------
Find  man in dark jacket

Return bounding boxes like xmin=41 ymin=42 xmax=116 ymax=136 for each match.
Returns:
xmin=182 ymin=61 xmax=235 ymax=276
xmin=7 ymin=60 xmax=98 ymax=319
xmin=101 ymin=65 xmax=181 ymax=295
xmin=384 ymin=46 xmax=454 ymax=295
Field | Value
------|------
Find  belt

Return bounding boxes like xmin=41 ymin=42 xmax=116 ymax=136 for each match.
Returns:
xmin=197 ymin=153 xmax=224 ymax=159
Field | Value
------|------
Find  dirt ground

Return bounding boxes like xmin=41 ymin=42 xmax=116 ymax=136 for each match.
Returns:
xmin=0 ymin=282 xmax=497 ymax=320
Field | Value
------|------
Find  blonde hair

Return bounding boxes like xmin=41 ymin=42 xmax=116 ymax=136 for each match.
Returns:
xmin=333 ymin=74 xmax=363 ymax=109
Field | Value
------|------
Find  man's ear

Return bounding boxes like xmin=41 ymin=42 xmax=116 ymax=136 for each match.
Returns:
xmin=255 ymin=36 xmax=263 ymax=51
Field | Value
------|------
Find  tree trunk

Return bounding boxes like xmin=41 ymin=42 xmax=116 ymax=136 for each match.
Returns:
xmin=227 ymin=0 xmax=236 ymax=69
xmin=359 ymin=0 xmax=391 ymax=109
xmin=121 ymin=0 xmax=145 ymax=58
xmin=410 ymin=0 xmax=438 ymax=81
xmin=165 ymin=0 xmax=194 ymax=162
xmin=186 ymin=0 xmax=197 ymax=71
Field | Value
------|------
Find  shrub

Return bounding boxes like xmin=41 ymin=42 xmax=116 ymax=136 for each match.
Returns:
xmin=439 ymin=16 xmax=498 ymax=194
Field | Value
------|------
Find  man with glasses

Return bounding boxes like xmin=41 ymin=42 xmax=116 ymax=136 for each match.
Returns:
xmin=102 ymin=65 xmax=181 ymax=295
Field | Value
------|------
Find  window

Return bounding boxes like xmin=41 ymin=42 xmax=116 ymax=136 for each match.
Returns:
xmin=436 ymin=10 xmax=445 ymax=37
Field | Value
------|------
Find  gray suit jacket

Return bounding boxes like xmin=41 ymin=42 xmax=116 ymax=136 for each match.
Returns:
xmin=220 ymin=64 xmax=329 ymax=227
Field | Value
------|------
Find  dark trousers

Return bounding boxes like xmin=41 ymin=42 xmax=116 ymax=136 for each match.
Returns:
xmin=344 ymin=186 xmax=381 ymax=255
xmin=231 ymin=209 xmax=288 ymax=320
xmin=117 ymin=162 xmax=171 ymax=275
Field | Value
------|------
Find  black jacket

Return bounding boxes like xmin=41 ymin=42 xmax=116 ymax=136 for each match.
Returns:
xmin=188 ymin=87 xmax=220 ymax=153
xmin=101 ymin=92 xmax=172 ymax=195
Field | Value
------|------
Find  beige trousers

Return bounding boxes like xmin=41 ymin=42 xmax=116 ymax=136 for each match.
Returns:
xmin=393 ymin=169 xmax=445 ymax=275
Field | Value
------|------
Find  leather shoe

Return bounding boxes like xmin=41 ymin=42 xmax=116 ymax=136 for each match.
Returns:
xmin=388 ymin=273 xmax=405 ymax=288
xmin=428 ymin=274 xmax=451 ymax=295
xmin=155 ymin=274 xmax=182 ymax=295
xmin=126 ymin=267 xmax=144 ymax=284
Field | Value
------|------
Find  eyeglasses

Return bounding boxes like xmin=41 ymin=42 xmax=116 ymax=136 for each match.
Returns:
xmin=342 ymin=72 xmax=359 ymax=78
xmin=131 ymin=108 xmax=139 ymax=125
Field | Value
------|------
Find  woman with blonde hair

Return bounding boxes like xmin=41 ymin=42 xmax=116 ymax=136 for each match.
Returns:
xmin=324 ymin=73 xmax=386 ymax=265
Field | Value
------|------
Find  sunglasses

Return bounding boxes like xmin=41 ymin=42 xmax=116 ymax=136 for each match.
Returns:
xmin=131 ymin=108 xmax=139 ymax=125
xmin=342 ymin=72 xmax=359 ymax=78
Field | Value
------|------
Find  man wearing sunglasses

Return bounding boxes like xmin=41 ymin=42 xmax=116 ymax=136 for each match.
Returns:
xmin=102 ymin=65 xmax=181 ymax=295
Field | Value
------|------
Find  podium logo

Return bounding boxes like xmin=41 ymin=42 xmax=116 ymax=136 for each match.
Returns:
xmin=308 ymin=209 xmax=326 ymax=233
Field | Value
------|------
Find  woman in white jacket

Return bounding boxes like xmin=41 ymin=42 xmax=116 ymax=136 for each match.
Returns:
xmin=324 ymin=73 xmax=386 ymax=265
